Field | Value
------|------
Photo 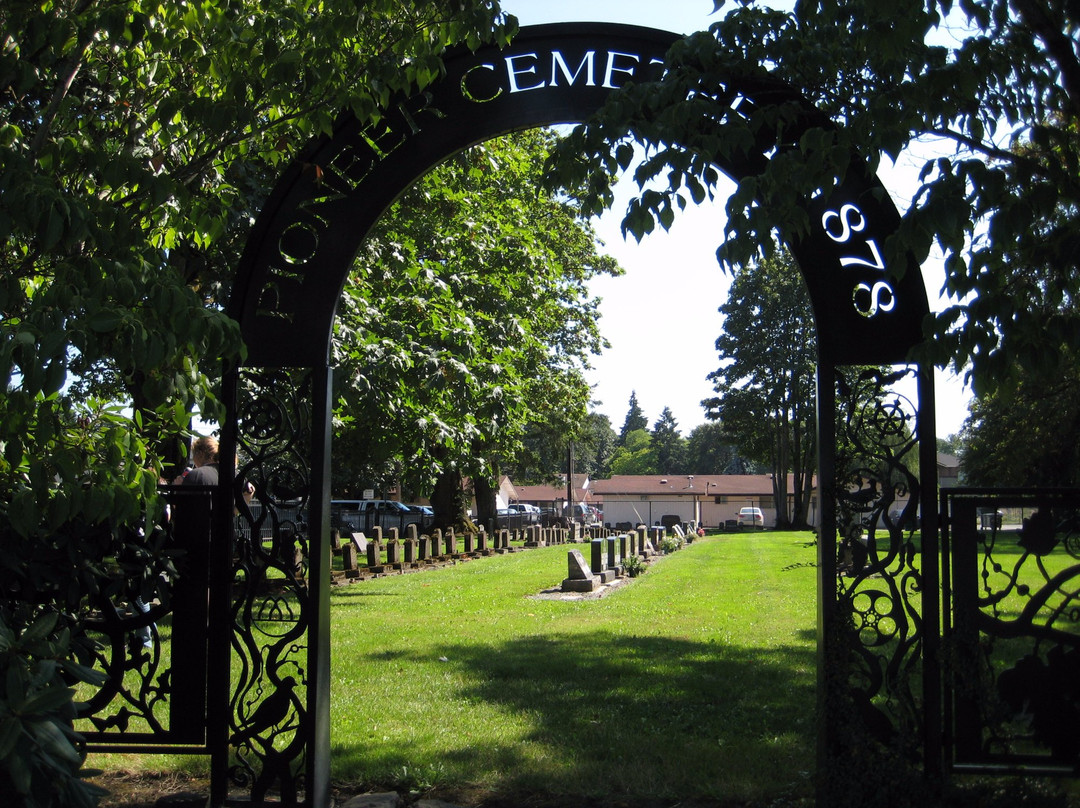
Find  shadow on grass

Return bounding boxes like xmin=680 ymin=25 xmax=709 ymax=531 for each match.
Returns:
xmin=330 ymin=630 xmax=816 ymax=804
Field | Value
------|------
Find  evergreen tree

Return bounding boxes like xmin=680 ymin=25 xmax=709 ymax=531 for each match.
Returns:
xmin=651 ymin=407 xmax=687 ymax=475
xmin=578 ymin=412 xmax=618 ymax=480
xmin=618 ymin=390 xmax=649 ymax=446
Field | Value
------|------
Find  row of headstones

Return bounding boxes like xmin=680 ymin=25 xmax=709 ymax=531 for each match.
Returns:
xmin=335 ymin=522 xmax=614 ymax=578
xmin=562 ymin=525 xmax=670 ymax=592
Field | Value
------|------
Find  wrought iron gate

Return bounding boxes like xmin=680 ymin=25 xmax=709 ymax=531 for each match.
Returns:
xmin=212 ymin=21 xmax=942 ymax=808
xmin=76 ymin=484 xmax=225 ymax=753
xmin=941 ymin=489 xmax=1080 ymax=774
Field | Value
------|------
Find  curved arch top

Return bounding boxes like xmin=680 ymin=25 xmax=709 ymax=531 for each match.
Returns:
xmin=230 ymin=23 xmax=929 ymax=368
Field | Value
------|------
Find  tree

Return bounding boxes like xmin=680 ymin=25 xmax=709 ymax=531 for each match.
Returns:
xmin=547 ymin=0 xmax=1080 ymax=399
xmin=576 ymin=412 xmax=618 ymax=480
xmin=1 ymin=3 xmax=513 ymax=799
xmin=685 ymin=421 xmax=757 ymax=474
xmin=506 ymin=411 xmax=617 ymax=485
xmin=609 ymin=428 xmax=656 ymax=476
xmin=936 ymin=433 xmax=963 ymax=458
xmin=617 ymin=390 xmax=649 ymax=446
xmin=331 ymin=129 xmax=620 ymax=527
xmin=704 ymin=249 xmax=817 ymax=528
xmin=960 ymin=363 xmax=1080 ymax=487
xmin=651 ymin=407 xmax=687 ymax=474
xmin=2 ymin=2 xmax=514 ymax=526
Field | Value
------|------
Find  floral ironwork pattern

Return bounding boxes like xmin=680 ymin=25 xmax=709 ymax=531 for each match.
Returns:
xmin=833 ymin=366 xmax=925 ymax=752
xmin=228 ymin=368 xmax=314 ymax=803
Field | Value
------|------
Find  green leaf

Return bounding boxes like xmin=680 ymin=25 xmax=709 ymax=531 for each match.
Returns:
xmin=28 ymin=717 xmax=82 ymax=766
xmin=0 ymin=716 xmax=22 ymax=759
xmin=22 ymin=685 xmax=77 ymax=717
xmin=87 ymin=309 xmax=122 ymax=332
xmin=22 ymin=611 xmax=59 ymax=644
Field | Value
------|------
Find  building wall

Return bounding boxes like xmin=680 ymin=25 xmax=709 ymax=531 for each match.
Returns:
xmin=602 ymin=497 xmax=696 ymax=528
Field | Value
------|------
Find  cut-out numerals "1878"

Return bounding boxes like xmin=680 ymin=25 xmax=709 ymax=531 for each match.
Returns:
xmin=821 ymin=203 xmax=896 ymax=318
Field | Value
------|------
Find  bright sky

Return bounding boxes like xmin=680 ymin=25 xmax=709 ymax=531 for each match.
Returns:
xmin=501 ymin=0 xmax=975 ymax=440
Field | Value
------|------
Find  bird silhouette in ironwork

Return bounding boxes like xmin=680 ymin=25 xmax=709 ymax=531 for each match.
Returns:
xmin=231 ymin=676 xmax=297 ymax=746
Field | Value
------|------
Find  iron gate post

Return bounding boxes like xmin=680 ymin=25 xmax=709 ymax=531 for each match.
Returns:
xmin=918 ymin=367 xmax=942 ymax=778
xmin=815 ymin=361 xmax=839 ymax=792
xmin=211 ymin=368 xmax=240 ymax=808
xmin=307 ymin=363 xmax=333 ymax=807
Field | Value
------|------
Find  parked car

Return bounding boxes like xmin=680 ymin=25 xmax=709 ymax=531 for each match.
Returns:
xmin=564 ymin=503 xmax=597 ymax=525
xmin=507 ymin=503 xmax=541 ymax=523
xmin=330 ymin=499 xmax=417 ymax=532
xmin=737 ymin=507 xmax=764 ymax=528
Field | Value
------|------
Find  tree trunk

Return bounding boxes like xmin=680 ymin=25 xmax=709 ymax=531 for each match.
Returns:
xmin=430 ymin=468 xmax=468 ymax=532
xmin=774 ymin=403 xmax=792 ymax=529
xmin=473 ymin=475 xmax=498 ymax=531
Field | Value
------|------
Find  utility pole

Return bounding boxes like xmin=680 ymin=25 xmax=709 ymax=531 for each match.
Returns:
xmin=566 ymin=441 xmax=574 ymax=515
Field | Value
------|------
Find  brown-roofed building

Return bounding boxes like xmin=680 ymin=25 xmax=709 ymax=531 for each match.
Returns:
xmin=589 ymin=474 xmax=817 ymax=529
xmin=937 ymin=452 xmax=961 ymax=488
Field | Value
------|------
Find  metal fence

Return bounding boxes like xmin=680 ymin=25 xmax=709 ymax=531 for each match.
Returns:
xmin=329 ymin=506 xmax=430 ymax=536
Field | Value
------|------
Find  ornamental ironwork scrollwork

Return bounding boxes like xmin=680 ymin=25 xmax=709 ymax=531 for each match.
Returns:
xmin=833 ymin=366 xmax=924 ymax=752
xmin=228 ymin=368 xmax=315 ymax=802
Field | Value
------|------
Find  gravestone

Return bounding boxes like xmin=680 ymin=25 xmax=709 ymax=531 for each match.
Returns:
xmin=417 ymin=535 xmax=431 ymax=560
xmin=589 ymin=539 xmax=605 ymax=576
xmin=406 ymin=523 xmax=418 ymax=541
xmin=366 ymin=540 xmax=381 ymax=569
xmin=606 ymin=536 xmax=618 ymax=571
xmin=431 ymin=529 xmax=443 ymax=557
xmin=341 ymin=543 xmax=357 ymax=576
xmin=524 ymin=525 xmax=543 ymax=548
xmin=351 ymin=532 xmax=368 ymax=554
xmin=591 ymin=540 xmax=617 ymax=583
xmin=385 ymin=539 xmax=401 ymax=566
xmin=403 ymin=538 xmax=418 ymax=563
xmin=561 ymin=549 xmax=598 ymax=593
xmin=444 ymin=529 xmax=457 ymax=556
xmin=463 ymin=532 xmax=475 ymax=554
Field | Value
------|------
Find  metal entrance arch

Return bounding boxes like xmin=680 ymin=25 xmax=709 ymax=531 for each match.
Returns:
xmin=220 ymin=23 xmax=938 ymax=806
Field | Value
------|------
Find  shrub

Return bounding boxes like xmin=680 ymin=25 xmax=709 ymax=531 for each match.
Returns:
xmin=0 ymin=606 xmax=108 ymax=808
xmin=659 ymin=536 xmax=682 ymax=554
xmin=623 ymin=555 xmax=645 ymax=577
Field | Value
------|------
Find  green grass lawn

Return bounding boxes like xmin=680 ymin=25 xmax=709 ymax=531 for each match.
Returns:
xmin=88 ymin=530 xmax=822 ymax=806
xmin=326 ymin=530 xmax=820 ymax=804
